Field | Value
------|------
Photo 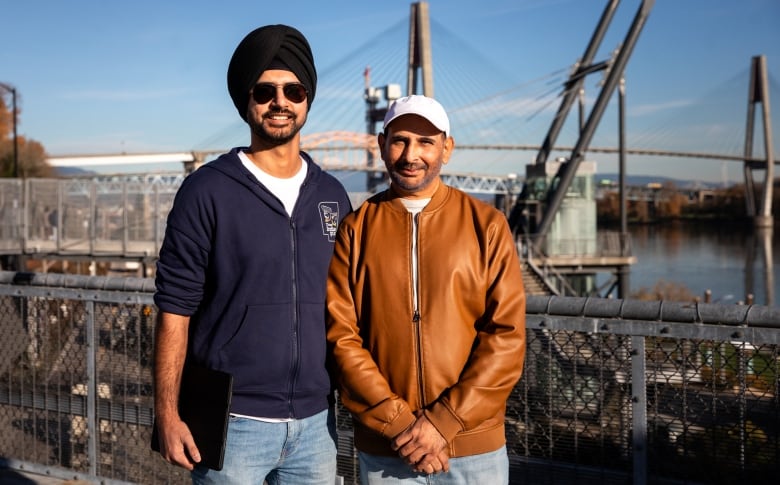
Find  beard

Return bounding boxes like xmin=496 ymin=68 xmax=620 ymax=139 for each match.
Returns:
xmin=387 ymin=161 xmax=442 ymax=194
xmin=249 ymin=110 xmax=304 ymax=146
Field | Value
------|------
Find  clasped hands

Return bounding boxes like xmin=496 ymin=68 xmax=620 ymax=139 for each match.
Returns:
xmin=391 ymin=412 xmax=450 ymax=475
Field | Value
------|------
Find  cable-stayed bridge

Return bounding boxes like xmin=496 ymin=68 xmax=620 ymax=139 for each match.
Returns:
xmin=11 ymin=0 xmax=779 ymax=300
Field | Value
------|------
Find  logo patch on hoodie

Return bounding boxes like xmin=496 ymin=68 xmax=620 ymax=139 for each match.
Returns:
xmin=319 ymin=202 xmax=340 ymax=242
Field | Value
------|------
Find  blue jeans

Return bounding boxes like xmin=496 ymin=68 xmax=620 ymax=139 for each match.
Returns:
xmin=191 ymin=407 xmax=337 ymax=485
xmin=358 ymin=446 xmax=508 ymax=485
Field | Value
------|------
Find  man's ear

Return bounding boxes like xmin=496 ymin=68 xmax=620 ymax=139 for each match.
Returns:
xmin=442 ymin=136 xmax=455 ymax=165
xmin=377 ymin=132 xmax=386 ymax=159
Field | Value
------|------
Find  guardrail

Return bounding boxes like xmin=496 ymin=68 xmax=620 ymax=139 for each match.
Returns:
xmin=0 ymin=177 xmax=181 ymax=260
xmin=0 ymin=178 xmax=385 ymax=262
xmin=0 ymin=271 xmax=778 ymax=484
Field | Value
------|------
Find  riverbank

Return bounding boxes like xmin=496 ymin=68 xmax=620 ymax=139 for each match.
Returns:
xmin=596 ymin=181 xmax=780 ymax=224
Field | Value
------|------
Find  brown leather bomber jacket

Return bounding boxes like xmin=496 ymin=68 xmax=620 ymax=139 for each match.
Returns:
xmin=326 ymin=183 xmax=526 ymax=458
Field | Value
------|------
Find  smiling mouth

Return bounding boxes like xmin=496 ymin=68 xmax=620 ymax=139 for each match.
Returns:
xmin=265 ymin=112 xmax=294 ymax=121
xmin=396 ymin=163 xmax=423 ymax=175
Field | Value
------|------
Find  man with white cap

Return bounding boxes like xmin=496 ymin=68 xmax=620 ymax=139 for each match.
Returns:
xmin=326 ymin=94 xmax=527 ymax=484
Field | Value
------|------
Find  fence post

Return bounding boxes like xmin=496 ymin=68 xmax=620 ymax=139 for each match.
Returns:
xmin=631 ymin=335 xmax=647 ymax=484
xmin=85 ymin=300 xmax=98 ymax=476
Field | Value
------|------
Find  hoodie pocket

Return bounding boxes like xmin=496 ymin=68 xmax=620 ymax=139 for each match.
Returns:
xmin=219 ymin=303 xmax=293 ymax=393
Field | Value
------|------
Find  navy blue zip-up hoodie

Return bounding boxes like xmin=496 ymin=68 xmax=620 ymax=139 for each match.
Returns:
xmin=154 ymin=148 xmax=351 ymax=419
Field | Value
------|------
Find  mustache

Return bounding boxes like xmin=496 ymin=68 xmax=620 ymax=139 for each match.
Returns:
xmin=264 ymin=108 xmax=295 ymax=118
xmin=393 ymin=161 xmax=425 ymax=171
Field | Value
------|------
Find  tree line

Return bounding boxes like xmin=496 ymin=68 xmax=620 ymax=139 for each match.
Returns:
xmin=0 ymin=93 xmax=52 ymax=178
xmin=596 ymin=180 xmax=780 ymax=223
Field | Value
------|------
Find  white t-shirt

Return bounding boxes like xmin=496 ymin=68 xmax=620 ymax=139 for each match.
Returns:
xmin=400 ymin=198 xmax=431 ymax=314
xmin=239 ymin=150 xmax=307 ymax=216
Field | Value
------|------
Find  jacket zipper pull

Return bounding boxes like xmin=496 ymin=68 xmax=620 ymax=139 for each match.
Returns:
xmin=413 ymin=310 xmax=420 ymax=323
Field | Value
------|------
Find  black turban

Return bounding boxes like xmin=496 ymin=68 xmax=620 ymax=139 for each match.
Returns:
xmin=227 ymin=24 xmax=317 ymax=121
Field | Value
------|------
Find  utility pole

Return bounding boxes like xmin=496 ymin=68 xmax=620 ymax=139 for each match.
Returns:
xmin=0 ymin=82 xmax=24 ymax=271
xmin=0 ymin=82 xmax=19 ymax=178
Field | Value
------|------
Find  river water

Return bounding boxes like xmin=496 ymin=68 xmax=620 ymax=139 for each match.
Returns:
xmin=623 ymin=221 xmax=778 ymax=307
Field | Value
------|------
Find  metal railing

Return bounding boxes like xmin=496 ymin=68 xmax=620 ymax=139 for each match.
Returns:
xmin=0 ymin=177 xmax=183 ymax=259
xmin=519 ymin=231 xmax=633 ymax=297
xmin=0 ymin=271 xmax=778 ymax=484
xmin=0 ymin=178 xmax=397 ymax=261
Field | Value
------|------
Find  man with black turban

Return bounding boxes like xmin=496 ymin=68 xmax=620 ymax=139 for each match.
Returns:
xmin=227 ymin=24 xmax=317 ymax=120
xmin=153 ymin=24 xmax=350 ymax=484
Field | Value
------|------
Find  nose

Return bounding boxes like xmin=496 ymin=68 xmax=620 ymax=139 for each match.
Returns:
xmin=404 ymin=141 xmax=424 ymax=161
xmin=270 ymin=86 xmax=289 ymax=107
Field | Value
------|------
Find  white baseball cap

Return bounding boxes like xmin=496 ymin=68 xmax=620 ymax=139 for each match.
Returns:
xmin=382 ymin=95 xmax=450 ymax=137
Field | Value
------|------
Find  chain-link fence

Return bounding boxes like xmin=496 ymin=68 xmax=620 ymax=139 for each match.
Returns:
xmin=0 ymin=272 xmax=778 ymax=484
xmin=0 ymin=177 xmax=183 ymax=259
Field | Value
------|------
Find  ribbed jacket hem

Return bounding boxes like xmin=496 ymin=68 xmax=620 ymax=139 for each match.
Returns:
xmin=353 ymin=421 xmax=507 ymax=458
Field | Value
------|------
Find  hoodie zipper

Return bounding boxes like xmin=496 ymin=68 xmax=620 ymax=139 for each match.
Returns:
xmin=287 ymin=181 xmax=307 ymax=418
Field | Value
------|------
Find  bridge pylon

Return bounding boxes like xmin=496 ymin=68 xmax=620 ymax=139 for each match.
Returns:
xmin=743 ymin=54 xmax=775 ymax=228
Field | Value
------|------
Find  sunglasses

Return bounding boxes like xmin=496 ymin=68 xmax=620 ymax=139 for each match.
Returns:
xmin=252 ymin=83 xmax=308 ymax=104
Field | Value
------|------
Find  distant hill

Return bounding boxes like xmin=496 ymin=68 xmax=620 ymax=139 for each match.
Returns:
xmin=55 ymin=167 xmax=96 ymax=177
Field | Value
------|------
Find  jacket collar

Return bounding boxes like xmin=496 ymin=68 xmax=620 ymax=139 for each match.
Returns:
xmin=384 ymin=179 xmax=450 ymax=214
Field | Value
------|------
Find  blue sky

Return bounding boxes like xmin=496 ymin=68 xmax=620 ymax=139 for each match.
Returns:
xmin=1 ymin=0 xmax=778 ymax=183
